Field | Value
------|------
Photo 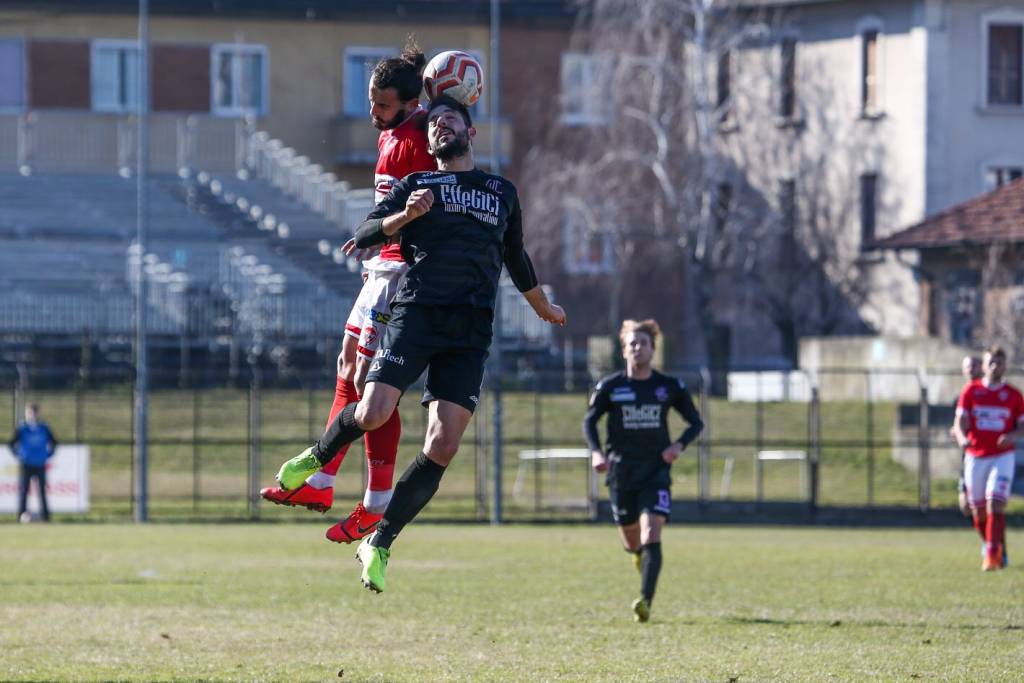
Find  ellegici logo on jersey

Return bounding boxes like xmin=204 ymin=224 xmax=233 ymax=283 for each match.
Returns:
xmin=438 ymin=185 xmax=501 ymax=225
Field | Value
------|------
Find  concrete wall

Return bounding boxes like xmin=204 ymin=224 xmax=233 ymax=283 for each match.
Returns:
xmin=798 ymin=334 xmax=976 ymax=400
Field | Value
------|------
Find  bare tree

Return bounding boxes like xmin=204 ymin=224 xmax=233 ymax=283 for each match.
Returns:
xmin=522 ymin=0 xmax=894 ymax=368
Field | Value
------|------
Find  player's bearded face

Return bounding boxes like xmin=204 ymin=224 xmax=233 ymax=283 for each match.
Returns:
xmin=428 ymin=108 xmax=471 ymax=161
xmin=431 ymin=128 xmax=470 ymax=160
xmin=369 ymin=86 xmax=408 ymax=131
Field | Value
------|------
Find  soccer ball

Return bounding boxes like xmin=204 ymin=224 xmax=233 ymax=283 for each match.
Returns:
xmin=423 ymin=51 xmax=484 ymax=107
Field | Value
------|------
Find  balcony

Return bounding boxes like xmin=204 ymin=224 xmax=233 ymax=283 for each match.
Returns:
xmin=0 ymin=111 xmax=244 ymax=175
xmin=331 ymin=115 xmax=512 ymax=169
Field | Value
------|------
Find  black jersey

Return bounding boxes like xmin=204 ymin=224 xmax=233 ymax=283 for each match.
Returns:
xmin=357 ymin=168 xmax=538 ymax=310
xmin=583 ymin=370 xmax=703 ymax=461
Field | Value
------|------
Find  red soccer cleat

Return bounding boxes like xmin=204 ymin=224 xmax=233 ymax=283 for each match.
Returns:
xmin=260 ymin=483 xmax=333 ymax=513
xmin=325 ymin=502 xmax=383 ymax=544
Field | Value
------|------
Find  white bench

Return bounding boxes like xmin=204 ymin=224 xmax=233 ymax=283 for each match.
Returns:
xmin=513 ymin=448 xmax=596 ymax=512
xmin=755 ymin=450 xmax=808 ymax=499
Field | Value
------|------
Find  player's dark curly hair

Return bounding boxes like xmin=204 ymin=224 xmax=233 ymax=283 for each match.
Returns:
xmin=371 ymin=38 xmax=426 ymax=103
xmin=426 ymin=94 xmax=473 ymax=128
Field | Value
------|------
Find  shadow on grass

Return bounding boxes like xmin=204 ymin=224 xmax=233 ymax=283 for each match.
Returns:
xmin=723 ymin=615 xmax=1022 ymax=631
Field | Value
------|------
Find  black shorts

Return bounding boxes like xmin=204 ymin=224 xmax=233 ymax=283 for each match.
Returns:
xmin=607 ymin=458 xmax=672 ymax=526
xmin=365 ymin=302 xmax=492 ymax=413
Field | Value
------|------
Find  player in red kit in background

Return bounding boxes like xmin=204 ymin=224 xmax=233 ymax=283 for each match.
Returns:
xmin=260 ymin=41 xmax=436 ymax=543
xmin=953 ymin=346 xmax=1024 ymax=571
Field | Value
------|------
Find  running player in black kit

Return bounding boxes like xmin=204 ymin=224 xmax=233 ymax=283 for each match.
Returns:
xmin=275 ymin=95 xmax=566 ymax=593
xmin=584 ymin=319 xmax=703 ymax=622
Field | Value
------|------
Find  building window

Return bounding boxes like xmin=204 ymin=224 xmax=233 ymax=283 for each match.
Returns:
xmin=560 ymin=52 xmax=606 ymax=126
xmin=861 ymin=29 xmax=880 ymax=114
xmin=211 ymin=44 xmax=267 ymax=116
xmin=563 ymin=209 xmax=614 ymax=275
xmin=0 ymin=39 xmax=25 ymax=110
xmin=988 ymin=24 xmax=1023 ymax=106
xmin=946 ymin=270 xmax=980 ymax=346
xmin=860 ymin=173 xmax=877 ymax=248
xmin=986 ymin=166 xmax=1024 ymax=189
xmin=779 ymin=37 xmax=797 ymax=119
xmin=92 ymin=40 xmax=139 ymax=113
xmin=717 ymin=49 xmax=731 ymax=122
xmin=343 ymin=47 xmax=397 ymax=116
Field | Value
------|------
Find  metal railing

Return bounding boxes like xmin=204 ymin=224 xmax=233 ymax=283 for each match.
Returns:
xmin=3 ymin=365 xmax=1015 ymax=522
xmin=1 ymin=111 xmax=241 ymax=176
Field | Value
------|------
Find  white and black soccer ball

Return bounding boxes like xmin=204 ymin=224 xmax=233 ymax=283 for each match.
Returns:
xmin=423 ymin=51 xmax=484 ymax=107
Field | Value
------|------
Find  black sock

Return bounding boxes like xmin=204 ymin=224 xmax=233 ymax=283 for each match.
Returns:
xmin=640 ymin=542 xmax=662 ymax=603
xmin=370 ymin=452 xmax=446 ymax=549
xmin=312 ymin=403 xmax=364 ymax=466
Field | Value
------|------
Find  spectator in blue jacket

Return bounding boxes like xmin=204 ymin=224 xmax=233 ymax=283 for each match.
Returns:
xmin=9 ymin=403 xmax=58 ymax=522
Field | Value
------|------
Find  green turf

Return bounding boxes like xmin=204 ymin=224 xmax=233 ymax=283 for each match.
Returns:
xmin=1 ymin=523 xmax=1023 ymax=682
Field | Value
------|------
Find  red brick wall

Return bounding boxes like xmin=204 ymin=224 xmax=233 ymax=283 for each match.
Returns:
xmin=28 ymin=40 xmax=90 ymax=109
xmin=152 ymin=44 xmax=210 ymax=112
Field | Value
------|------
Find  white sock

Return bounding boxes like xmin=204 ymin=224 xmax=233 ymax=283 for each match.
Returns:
xmin=305 ymin=472 xmax=335 ymax=490
xmin=364 ymin=488 xmax=392 ymax=514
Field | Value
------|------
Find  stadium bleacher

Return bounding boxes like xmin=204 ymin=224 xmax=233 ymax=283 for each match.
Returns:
xmin=0 ymin=172 xmax=358 ymax=343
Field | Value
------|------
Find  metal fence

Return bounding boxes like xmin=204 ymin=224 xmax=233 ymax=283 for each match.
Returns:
xmin=3 ymin=365 xmax=1019 ymax=521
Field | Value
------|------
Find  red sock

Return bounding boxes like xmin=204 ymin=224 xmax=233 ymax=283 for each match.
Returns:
xmin=320 ymin=377 xmax=357 ymax=476
xmin=972 ymin=512 xmax=987 ymax=542
xmin=326 ymin=376 xmax=356 ymax=429
xmin=365 ymin=408 xmax=401 ymax=491
xmin=986 ymin=512 xmax=1006 ymax=560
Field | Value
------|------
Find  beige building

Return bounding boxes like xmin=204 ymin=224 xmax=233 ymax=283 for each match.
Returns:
xmin=713 ymin=0 xmax=1024 ymax=363
xmin=0 ymin=1 xmax=573 ymax=185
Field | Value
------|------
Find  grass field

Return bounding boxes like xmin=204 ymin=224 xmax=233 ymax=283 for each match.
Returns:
xmin=2 ymin=523 xmax=1023 ymax=682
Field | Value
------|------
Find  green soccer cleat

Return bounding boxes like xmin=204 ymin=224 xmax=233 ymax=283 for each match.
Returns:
xmin=356 ymin=538 xmax=390 ymax=593
xmin=275 ymin=447 xmax=321 ymax=491
xmin=632 ymin=597 xmax=651 ymax=623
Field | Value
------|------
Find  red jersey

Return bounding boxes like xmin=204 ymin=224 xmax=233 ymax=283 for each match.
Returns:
xmin=373 ymin=107 xmax=436 ymax=262
xmin=957 ymin=380 xmax=1024 ymax=457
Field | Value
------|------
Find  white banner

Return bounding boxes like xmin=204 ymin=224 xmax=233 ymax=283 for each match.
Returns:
xmin=0 ymin=445 xmax=90 ymax=513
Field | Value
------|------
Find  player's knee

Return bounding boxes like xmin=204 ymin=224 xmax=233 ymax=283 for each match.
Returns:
xmin=423 ymin=433 xmax=460 ymax=464
xmin=354 ymin=403 xmax=389 ymax=431
xmin=988 ymin=499 xmax=1007 ymax=514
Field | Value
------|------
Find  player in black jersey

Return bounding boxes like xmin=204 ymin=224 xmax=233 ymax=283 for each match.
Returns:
xmin=584 ymin=319 xmax=703 ymax=622
xmin=275 ymin=95 xmax=566 ymax=593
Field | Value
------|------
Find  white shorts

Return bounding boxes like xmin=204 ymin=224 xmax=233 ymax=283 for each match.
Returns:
xmin=964 ymin=451 xmax=1016 ymax=507
xmin=344 ymin=266 xmax=405 ymax=360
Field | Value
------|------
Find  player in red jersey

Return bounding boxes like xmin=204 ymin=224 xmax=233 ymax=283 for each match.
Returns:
xmin=261 ymin=43 xmax=436 ymax=542
xmin=953 ymin=346 xmax=1024 ymax=571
